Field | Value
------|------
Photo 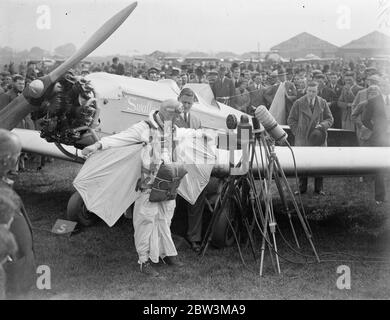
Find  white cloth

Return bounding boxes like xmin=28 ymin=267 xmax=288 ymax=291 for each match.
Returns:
xmin=175 ymin=127 xmax=216 ymax=205
xmin=73 ymin=144 xmax=143 ymax=227
xmin=269 ymin=82 xmax=286 ymax=125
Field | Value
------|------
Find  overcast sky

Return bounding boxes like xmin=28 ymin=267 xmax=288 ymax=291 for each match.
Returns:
xmin=0 ymin=0 xmax=388 ymax=56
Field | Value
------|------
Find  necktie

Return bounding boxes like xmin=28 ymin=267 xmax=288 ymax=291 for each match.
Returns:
xmin=184 ymin=113 xmax=188 ymax=124
xmin=310 ymin=99 xmax=314 ymax=112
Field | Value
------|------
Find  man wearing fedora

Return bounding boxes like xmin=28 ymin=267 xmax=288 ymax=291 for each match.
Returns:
xmin=351 ymin=75 xmax=383 ymax=146
xmin=264 ymin=68 xmax=296 ymax=114
xmin=264 ymin=70 xmax=280 ymax=108
xmin=287 ymin=81 xmax=334 ymax=195
xmin=280 ymin=68 xmax=298 ymax=117
xmin=338 ymin=71 xmax=364 ymax=131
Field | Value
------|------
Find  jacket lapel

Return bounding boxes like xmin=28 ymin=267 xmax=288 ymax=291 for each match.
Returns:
xmin=308 ymin=97 xmax=322 ymax=131
xmin=301 ymin=97 xmax=312 ymax=119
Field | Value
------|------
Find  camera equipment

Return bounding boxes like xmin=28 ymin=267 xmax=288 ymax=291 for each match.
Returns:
xmin=254 ymin=105 xmax=288 ymax=145
xmin=200 ymin=109 xmax=320 ymax=276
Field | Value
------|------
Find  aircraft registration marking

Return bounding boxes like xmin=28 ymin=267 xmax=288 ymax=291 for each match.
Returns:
xmin=121 ymin=93 xmax=161 ymax=116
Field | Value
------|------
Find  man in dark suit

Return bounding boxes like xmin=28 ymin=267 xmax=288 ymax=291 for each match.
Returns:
xmin=0 ymin=75 xmax=34 ymax=171
xmin=175 ymin=88 xmax=205 ymax=252
xmin=362 ymin=85 xmax=389 ymax=204
xmin=287 ymin=82 xmax=334 ymax=195
xmin=318 ymin=73 xmax=342 ymax=128
xmin=210 ymin=66 xmax=235 ymax=106
xmin=231 ymin=64 xmax=241 ymax=88
xmin=247 ymin=72 xmax=267 ymax=116
xmin=0 ymin=74 xmax=25 ymax=112
xmin=1 ymin=74 xmax=32 ymax=111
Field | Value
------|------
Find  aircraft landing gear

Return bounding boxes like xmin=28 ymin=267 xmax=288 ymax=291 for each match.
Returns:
xmin=202 ymin=177 xmax=240 ymax=248
xmin=211 ymin=196 xmax=240 ymax=248
xmin=67 ymin=191 xmax=98 ymax=227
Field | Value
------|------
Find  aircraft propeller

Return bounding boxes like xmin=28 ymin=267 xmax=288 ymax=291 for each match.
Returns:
xmin=0 ymin=2 xmax=138 ymax=131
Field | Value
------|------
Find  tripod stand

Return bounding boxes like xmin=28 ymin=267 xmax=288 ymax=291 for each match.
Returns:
xmin=200 ymin=151 xmax=259 ymax=264
xmin=248 ymin=127 xmax=321 ymax=275
xmin=200 ymin=123 xmax=320 ymax=275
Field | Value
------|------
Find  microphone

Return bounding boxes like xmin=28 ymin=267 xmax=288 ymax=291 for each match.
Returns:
xmin=251 ymin=116 xmax=265 ymax=135
xmin=254 ymin=105 xmax=288 ymax=145
xmin=237 ymin=115 xmax=252 ymax=148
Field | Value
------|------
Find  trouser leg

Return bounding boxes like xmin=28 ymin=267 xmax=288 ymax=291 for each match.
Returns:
xmin=157 ymin=200 xmax=177 ymax=259
xmin=374 ymin=173 xmax=386 ymax=202
xmin=187 ymin=189 xmax=206 ymax=243
xmin=299 ymin=176 xmax=308 ymax=193
xmin=314 ymin=177 xmax=324 ymax=193
xmin=133 ymin=193 xmax=157 ymax=264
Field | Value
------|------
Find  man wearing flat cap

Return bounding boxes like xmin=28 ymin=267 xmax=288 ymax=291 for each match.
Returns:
xmin=206 ymin=70 xmax=218 ymax=86
xmin=83 ymin=100 xmax=187 ymax=277
xmin=147 ymin=68 xmax=159 ymax=82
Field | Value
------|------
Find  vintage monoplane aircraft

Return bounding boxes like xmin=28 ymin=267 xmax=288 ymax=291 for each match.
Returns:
xmin=1 ymin=2 xmax=390 ymax=247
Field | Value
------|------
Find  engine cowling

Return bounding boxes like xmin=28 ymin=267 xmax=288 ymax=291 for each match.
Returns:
xmin=33 ymin=72 xmax=100 ymax=149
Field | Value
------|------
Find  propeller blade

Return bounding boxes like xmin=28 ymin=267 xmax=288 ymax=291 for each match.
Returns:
xmin=0 ymin=2 xmax=137 ymax=130
xmin=49 ymin=1 xmax=138 ymax=83
xmin=0 ymin=95 xmax=32 ymax=130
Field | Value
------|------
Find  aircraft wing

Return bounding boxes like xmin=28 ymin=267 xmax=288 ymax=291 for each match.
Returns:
xmin=13 ymin=128 xmax=78 ymax=162
xmin=13 ymin=128 xmax=390 ymax=177
xmin=214 ymin=146 xmax=390 ymax=176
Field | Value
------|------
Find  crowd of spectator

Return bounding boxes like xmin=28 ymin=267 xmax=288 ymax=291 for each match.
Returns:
xmin=1 ymin=56 xmax=389 ymax=162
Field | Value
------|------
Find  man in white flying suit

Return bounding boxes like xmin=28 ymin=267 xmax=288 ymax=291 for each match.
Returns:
xmin=82 ymin=99 xmax=186 ymax=277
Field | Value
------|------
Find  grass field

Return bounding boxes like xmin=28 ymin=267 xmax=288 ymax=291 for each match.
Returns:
xmin=12 ymin=159 xmax=390 ymax=300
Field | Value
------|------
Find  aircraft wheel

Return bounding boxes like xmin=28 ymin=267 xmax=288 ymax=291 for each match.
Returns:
xmin=211 ymin=197 xmax=239 ymax=248
xmin=67 ymin=192 xmax=97 ymax=227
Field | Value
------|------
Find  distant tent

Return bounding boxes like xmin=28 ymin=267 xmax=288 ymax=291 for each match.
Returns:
xmin=266 ymin=53 xmax=289 ymax=63
xmin=295 ymin=53 xmax=322 ymax=62
xmin=266 ymin=53 xmax=281 ymax=62
xmin=304 ymin=53 xmax=321 ymax=60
